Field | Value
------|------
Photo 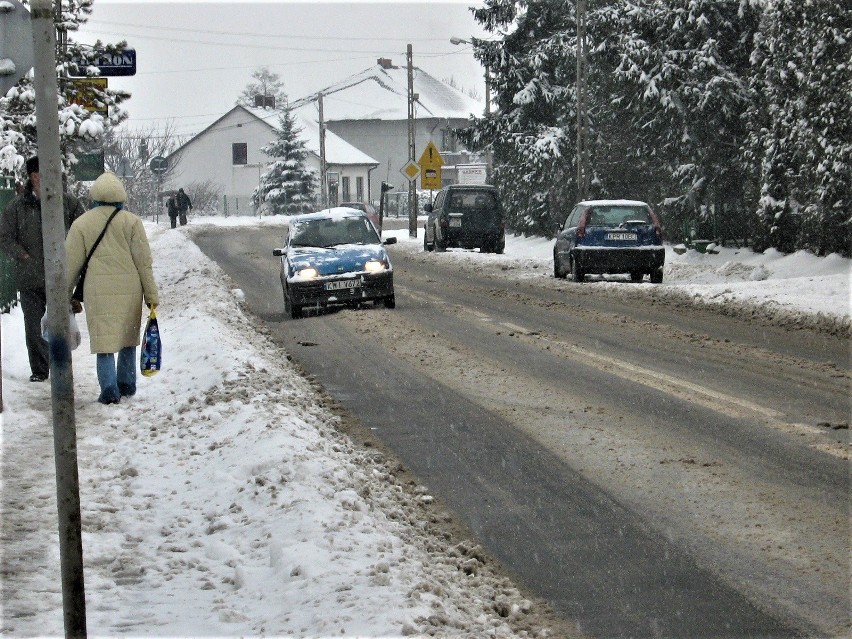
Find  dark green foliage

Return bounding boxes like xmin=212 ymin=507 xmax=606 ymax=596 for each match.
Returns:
xmin=251 ymin=110 xmax=318 ymax=215
xmin=459 ymin=0 xmax=851 ymax=255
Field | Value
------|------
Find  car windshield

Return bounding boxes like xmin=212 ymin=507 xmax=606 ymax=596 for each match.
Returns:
xmin=290 ymin=217 xmax=380 ymax=248
xmin=587 ymin=206 xmax=652 ymax=226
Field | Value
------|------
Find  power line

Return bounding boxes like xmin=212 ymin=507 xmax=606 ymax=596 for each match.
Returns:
xmin=84 ymin=19 xmax=457 ymax=43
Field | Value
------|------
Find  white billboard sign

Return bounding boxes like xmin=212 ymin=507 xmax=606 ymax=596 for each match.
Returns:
xmin=457 ymin=164 xmax=487 ymax=185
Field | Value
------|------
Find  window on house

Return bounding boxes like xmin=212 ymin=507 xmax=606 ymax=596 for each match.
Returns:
xmin=356 ymin=177 xmax=364 ymax=202
xmin=342 ymin=177 xmax=351 ymax=202
xmin=232 ymin=143 xmax=247 ymax=165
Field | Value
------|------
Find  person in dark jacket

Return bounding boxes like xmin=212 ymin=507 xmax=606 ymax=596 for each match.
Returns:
xmin=175 ymin=188 xmax=192 ymax=226
xmin=0 ymin=155 xmax=86 ymax=381
xmin=166 ymin=195 xmax=178 ymax=229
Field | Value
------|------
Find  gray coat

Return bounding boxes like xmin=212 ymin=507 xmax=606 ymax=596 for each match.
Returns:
xmin=0 ymin=185 xmax=85 ymax=291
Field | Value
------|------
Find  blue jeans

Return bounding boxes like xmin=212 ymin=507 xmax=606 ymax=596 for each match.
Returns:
xmin=96 ymin=347 xmax=136 ymax=403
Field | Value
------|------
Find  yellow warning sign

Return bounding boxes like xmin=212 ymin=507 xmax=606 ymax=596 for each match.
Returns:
xmin=418 ymin=142 xmax=443 ymax=189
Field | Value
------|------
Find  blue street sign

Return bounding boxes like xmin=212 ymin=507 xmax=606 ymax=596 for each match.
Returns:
xmin=70 ymin=49 xmax=136 ymax=77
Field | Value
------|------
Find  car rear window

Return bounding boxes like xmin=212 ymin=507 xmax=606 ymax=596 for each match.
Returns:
xmin=447 ymin=191 xmax=497 ymax=213
xmin=587 ymin=206 xmax=651 ymax=226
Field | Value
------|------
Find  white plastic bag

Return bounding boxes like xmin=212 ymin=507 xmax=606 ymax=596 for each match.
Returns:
xmin=41 ymin=311 xmax=82 ymax=351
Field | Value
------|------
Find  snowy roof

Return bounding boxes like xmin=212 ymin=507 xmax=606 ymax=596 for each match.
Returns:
xmin=291 ymin=61 xmax=484 ymax=121
xmin=241 ymin=105 xmax=379 ymax=167
xmin=579 ymin=199 xmax=650 ymax=207
xmin=174 ymin=105 xmax=378 ymax=167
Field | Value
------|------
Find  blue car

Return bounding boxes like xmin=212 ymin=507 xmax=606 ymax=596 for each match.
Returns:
xmin=272 ymin=208 xmax=397 ymax=319
xmin=553 ymin=199 xmax=665 ymax=283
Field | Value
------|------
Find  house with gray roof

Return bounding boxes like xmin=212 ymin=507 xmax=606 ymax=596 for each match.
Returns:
xmin=293 ymin=58 xmax=485 ymax=201
xmin=165 ymin=104 xmax=378 ymax=214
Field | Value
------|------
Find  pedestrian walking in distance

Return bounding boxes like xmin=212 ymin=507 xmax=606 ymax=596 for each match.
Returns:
xmin=0 ymin=155 xmax=85 ymax=382
xmin=166 ymin=195 xmax=178 ymax=229
xmin=66 ymin=171 xmax=159 ymax=404
xmin=176 ymin=187 xmax=192 ymax=226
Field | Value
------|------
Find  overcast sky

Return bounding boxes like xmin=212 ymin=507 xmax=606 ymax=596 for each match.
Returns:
xmin=74 ymin=1 xmax=491 ymax=138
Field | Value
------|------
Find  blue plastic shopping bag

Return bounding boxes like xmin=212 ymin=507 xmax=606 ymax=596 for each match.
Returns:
xmin=140 ymin=307 xmax=161 ymax=377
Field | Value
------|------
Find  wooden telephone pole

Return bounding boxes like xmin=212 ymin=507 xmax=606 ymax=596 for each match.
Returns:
xmin=576 ymin=0 xmax=589 ymax=201
xmin=407 ymin=44 xmax=417 ymax=239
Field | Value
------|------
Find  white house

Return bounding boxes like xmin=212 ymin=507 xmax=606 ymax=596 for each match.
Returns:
xmin=165 ymin=104 xmax=378 ymax=214
xmin=294 ymin=58 xmax=485 ymax=201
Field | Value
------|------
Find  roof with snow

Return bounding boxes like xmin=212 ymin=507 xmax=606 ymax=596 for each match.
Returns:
xmin=171 ymin=104 xmax=378 ymax=167
xmin=242 ymin=105 xmax=378 ymax=166
xmin=291 ymin=60 xmax=484 ymax=121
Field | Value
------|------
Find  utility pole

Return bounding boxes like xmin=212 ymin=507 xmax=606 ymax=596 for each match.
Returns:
xmin=318 ymin=92 xmax=327 ymax=208
xmin=407 ymin=44 xmax=417 ymax=239
xmin=31 ymin=0 xmax=87 ymax=636
xmin=576 ymin=0 xmax=589 ymax=201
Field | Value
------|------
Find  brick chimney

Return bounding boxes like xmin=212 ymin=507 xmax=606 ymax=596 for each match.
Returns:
xmin=377 ymin=58 xmax=394 ymax=69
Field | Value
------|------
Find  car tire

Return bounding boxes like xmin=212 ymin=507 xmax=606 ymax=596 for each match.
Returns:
xmin=571 ymin=255 xmax=585 ymax=283
xmin=284 ymin=284 xmax=302 ymax=319
xmin=434 ymin=227 xmax=446 ymax=252
xmin=650 ymin=267 xmax=663 ymax=284
xmin=630 ymin=271 xmax=643 ymax=282
xmin=383 ymin=294 xmax=396 ymax=309
xmin=424 ymin=228 xmax=434 ymax=252
xmin=553 ymin=251 xmax=567 ymax=279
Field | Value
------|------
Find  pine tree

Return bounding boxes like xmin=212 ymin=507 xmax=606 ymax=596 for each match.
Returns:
xmin=461 ymin=0 xmax=579 ymax=236
xmin=746 ymin=0 xmax=851 ymax=255
xmin=0 ymin=0 xmax=130 ymax=176
xmin=251 ymin=110 xmax=317 ymax=215
xmin=607 ymin=0 xmax=760 ymax=240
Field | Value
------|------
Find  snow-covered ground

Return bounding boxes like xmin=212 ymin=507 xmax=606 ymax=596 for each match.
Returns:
xmin=1 ymin=215 xmax=849 ymax=637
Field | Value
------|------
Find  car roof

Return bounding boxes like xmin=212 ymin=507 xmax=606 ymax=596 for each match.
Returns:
xmin=443 ymin=184 xmax=497 ymax=191
xmin=579 ymin=199 xmax=649 ymax=207
xmin=287 ymin=207 xmax=367 ymax=223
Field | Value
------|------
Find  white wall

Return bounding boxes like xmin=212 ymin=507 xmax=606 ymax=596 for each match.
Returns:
xmin=167 ymin=107 xmax=378 ymax=214
xmin=327 ymin=117 xmax=471 ymax=200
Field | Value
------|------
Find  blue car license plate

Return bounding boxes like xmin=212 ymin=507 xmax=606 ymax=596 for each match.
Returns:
xmin=325 ymin=279 xmax=360 ymax=291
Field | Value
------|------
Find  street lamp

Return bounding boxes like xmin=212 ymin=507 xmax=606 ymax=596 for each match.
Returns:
xmin=449 ymin=36 xmax=490 ymax=116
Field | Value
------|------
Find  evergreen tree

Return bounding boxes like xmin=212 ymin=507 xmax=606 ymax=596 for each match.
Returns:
xmin=606 ymin=0 xmax=760 ymax=240
xmin=745 ymin=0 xmax=851 ymax=255
xmin=251 ymin=110 xmax=317 ymax=215
xmin=461 ymin=0 xmax=579 ymax=236
xmin=0 ymin=0 xmax=130 ymax=176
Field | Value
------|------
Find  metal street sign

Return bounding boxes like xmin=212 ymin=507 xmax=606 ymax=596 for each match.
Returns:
xmin=149 ymin=155 xmax=168 ymax=175
xmin=401 ymin=160 xmax=420 ymax=182
xmin=418 ymin=142 xmax=443 ymax=190
xmin=69 ymin=77 xmax=108 ymax=114
xmin=418 ymin=141 xmax=444 ymax=170
xmin=73 ymin=151 xmax=104 ymax=181
xmin=0 ymin=0 xmax=34 ymax=95
xmin=69 ymin=49 xmax=136 ymax=77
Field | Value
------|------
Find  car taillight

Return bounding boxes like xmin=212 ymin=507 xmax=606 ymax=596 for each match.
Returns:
xmin=648 ymin=207 xmax=663 ymax=241
xmin=577 ymin=209 xmax=589 ymax=240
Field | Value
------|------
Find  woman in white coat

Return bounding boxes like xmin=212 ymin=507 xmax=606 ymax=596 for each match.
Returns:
xmin=66 ymin=172 xmax=159 ymax=404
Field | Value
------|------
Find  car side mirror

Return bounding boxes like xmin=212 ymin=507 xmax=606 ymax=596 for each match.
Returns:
xmin=424 ymin=203 xmax=433 ymax=213
xmin=383 ymin=237 xmax=397 ymax=245
xmin=272 ymin=248 xmax=286 ymax=257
